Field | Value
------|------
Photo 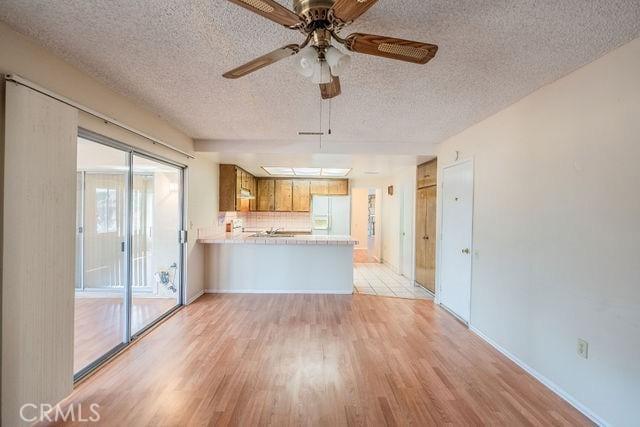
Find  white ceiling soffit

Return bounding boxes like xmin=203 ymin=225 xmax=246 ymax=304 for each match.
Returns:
xmin=1 ymin=1 xmax=639 ymax=155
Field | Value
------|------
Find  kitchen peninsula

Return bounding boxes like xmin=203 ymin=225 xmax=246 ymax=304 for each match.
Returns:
xmin=199 ymin=233 xmax=357 ymax=294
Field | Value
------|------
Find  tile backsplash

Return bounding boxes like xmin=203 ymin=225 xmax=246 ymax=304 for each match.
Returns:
xmin=242 ymin=211 xmax=312 ymax=230
xmin=217 ymin=211 xmax=312 ymax=231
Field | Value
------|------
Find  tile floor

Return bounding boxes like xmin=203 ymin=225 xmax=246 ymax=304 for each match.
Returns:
xmin=354 ymin=263 xmax=433 ymax=300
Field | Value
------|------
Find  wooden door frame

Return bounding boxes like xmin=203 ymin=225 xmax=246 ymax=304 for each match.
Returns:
xmin=436 ymin=157 xmax=475 ymax=325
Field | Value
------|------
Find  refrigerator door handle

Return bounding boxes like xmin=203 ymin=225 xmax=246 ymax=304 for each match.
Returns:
xmin=328 ymin=198 xmax=332 ymax=233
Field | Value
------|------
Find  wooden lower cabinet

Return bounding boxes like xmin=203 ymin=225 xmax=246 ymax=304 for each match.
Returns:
xmin=415 ymin=186 xmax=437 ymax=292
xmin=257 ymin=179 xmax=275 ymax=211
xmin=275 ymin=179 xmax=293 ymax=211
xmin=292 ymin=180 xmax=310 ymax=212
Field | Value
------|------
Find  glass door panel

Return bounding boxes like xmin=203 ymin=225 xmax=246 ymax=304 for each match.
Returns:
xmin=131 ymin=154 xmax=182 ymax=335
xmin=75 ymin=137 xmax=129 ymax=374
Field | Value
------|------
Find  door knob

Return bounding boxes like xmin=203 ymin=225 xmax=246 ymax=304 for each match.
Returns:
xmin=461 ymin=248 xmax=470 ymax=254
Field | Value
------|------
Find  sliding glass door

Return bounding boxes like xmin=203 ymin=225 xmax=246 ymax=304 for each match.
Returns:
xmin=131 ymin=154 xmax=182 ymax=335
xmin=75 ymin=139 xmax=129 ymax=374
xmin=75 ymin=132 xmax=184 ymax=377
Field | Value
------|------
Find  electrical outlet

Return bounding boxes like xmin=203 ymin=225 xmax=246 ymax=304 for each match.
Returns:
xmin=577 ymin=339 xmax=589 ymax=359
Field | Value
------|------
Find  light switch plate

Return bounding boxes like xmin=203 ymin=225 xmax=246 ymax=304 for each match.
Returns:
xmin=577 ymin=338 xmax=589 ymax=359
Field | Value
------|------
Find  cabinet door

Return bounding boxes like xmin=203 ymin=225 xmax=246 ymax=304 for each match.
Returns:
xmin=219 ymin=164 xmax=237 ymax=212
xmin=249 ymin=176 xmax=257 ymax=211
xmin=257 ymin=179 xmax=275 ymax=211
xmin=328 ymin=179 xmax=348 ymax=195
xmin=309 ymin=180 xmax=329 ymax=195
xmin=292 ymin=180 xmax=310 ymax=212
xmin=275 ymin=179 xmax=293 ymax=212
xmin=241 ymin=170 xmax=251 ymax=189
xmin=235 ymin=168 xmax=243 ymax=210
xmin=417 ymin=160 xmax=437 ymax=188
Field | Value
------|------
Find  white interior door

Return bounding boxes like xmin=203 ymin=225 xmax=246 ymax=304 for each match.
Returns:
xmin=439 ymin=160 xmax=474 ymax=322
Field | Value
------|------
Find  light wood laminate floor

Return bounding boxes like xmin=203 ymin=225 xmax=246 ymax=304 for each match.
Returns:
xmin=74 ymin=296 xmax=177 ymax=372
xmin=56 ymin=294 xmax=591 ymax=426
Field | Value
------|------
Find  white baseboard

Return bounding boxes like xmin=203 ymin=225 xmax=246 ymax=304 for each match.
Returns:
xmin=469 ymin=326 xmax=608 ymax=427
xmin=204 ymin=289 xmax=353 ymax=295
xmin=186 ymin=289 xmax=204 ymax=304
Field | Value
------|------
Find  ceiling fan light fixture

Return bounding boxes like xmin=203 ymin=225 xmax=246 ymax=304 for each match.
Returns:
xmin=324 ymin=46 xmax=351 ymax=76
xmin=296 ymin=46 xmax=317 ymax=77
xmin=311 ymin=60 xmax=332 ymax=84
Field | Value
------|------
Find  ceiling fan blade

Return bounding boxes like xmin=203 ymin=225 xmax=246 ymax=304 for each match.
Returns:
xmin=223 ymin=44 xmax=300 ymax=79
xmin=331 ymin=0 xmax=379 ymax=23
xmin=345 ymin=33 xmax=438 ymax=64
xmin=227 ymin=0 xmax=301 ymax=27
xmin=320 ymin=76 xmax=341 ymax=99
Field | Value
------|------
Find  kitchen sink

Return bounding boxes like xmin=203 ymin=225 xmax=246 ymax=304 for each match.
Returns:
xmin=249 ymin=232 xmax=295 ymax=238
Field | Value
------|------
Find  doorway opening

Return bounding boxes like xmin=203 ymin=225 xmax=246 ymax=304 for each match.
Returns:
xmin=74 ymin=130 xmax=185 ymax=379
xmin=352 ymin=188 xmax=380 ymax=263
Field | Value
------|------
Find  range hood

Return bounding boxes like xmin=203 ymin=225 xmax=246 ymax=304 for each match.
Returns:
xmin=238 ymin=188 xmax=255 ymax=200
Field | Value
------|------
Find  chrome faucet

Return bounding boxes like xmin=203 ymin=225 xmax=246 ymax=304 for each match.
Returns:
xmin=267 ymin=227 xmax=283 ymax=236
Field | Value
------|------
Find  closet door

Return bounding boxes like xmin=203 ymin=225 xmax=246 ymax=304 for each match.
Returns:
xmin=415 ymin=186 xmax=436 ymax=292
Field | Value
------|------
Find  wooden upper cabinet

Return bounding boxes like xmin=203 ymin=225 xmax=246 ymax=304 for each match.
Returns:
xmin=309 ymin=180 xmax=329 ymax=195
xmin=219 ymin=164 xmax=238 ymax=212
xmin=292 ymin=180 xmax=310 ymax=212
xmin=328 ymin=179 xmax=349 ymax=195
xmin=241 ymin=170 xmax=251 ymax=190
xmin=249 ymin=176 xmax=257 ymax=211
xmin=249 ymin=177 xmax=348 ymax=212
xmin=219 ymin=164 xmax=259 ymax=212
xmin=274 ymin=179 xmax=293 ymax=212
xmin=235 ymin=168 xmax=243 ymax=210
xmin=257 ymin=179 xmax=275 ymax=211
xmin=417 ymin=160 xmax=437 ymax=188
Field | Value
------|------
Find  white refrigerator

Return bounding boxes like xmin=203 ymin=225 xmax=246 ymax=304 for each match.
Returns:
xmin=312 ymin=196 xmax=351 ymax=235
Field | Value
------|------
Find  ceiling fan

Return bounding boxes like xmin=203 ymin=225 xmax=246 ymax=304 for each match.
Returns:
xmin=222 ymin=0 xmax=438 ymax=99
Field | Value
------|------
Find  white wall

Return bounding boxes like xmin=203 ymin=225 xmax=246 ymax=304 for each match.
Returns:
xmin=380 ymin=167 xmax=416 ymax=278
xmin=436 ymin=37 xmax=640 ymax=427
xmin=350 ymin=188 xmax=369 ymax=250
xmin=186 ymin=156 xmax=218 ymax=302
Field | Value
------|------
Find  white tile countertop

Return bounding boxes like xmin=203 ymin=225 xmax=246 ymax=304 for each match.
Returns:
xmin=241 ymin=228 xmax=313 ymax=234
xmin=197 ymin=232 xmax=358 ymax=246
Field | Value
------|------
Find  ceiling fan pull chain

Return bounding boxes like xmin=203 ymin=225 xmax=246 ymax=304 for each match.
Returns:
xmin=328 ymin=99 xmax=332 ymax=135
xmin=319 ymin=96 xmax=323 ymax=150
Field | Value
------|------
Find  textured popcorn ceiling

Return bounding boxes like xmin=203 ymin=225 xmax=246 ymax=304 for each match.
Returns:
xmin=1 ymin=1 xmax=639 ymax=154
